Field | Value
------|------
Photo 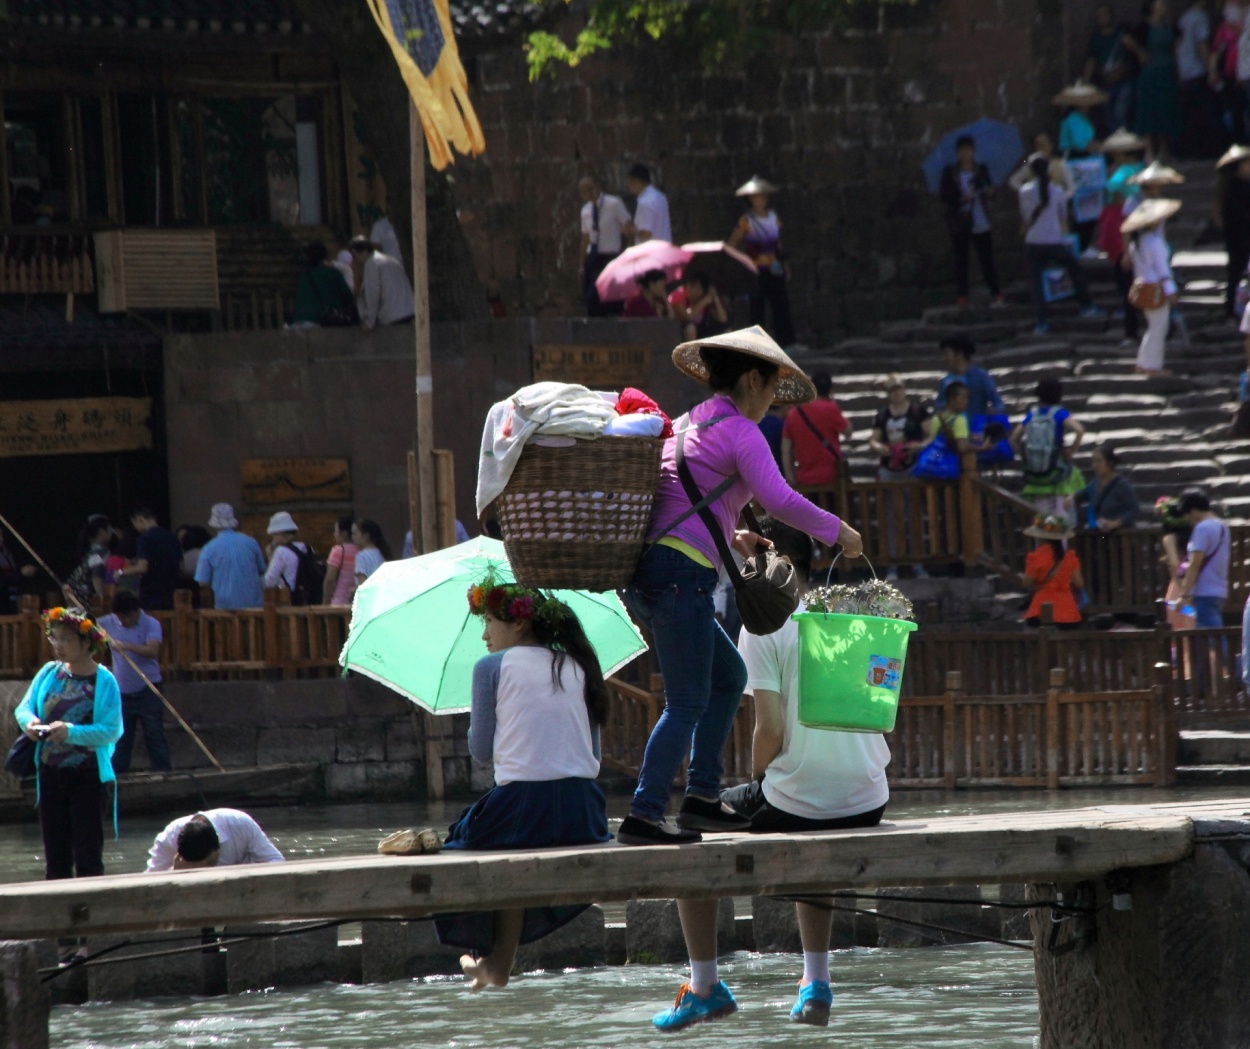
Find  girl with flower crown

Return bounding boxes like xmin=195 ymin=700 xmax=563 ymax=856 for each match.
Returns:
xmin=13 ymin=608 xmax=123 ymax=961
xmin=437 ymin=573 xmax=610 ymax=991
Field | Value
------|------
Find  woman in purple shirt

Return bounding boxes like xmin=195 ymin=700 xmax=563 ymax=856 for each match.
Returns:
xmin=618 ymin=327 xmax=863 ymax=847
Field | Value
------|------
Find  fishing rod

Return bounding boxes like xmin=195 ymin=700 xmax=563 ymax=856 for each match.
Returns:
xmin=0 ymin=509 xmax=225 ymax=772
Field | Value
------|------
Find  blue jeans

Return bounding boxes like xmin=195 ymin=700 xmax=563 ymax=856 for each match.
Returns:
xmin=1192 ymin=596 xmax=1224 ymax=629
xmin=112 ymin=686 xmax=172 ymax=773
xmin=623 ymin=544 xmax=748 ymax=822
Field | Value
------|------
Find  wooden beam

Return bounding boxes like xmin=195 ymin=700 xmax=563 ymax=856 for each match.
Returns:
xmin=0 ymin=806 xmax=1201 ymax=940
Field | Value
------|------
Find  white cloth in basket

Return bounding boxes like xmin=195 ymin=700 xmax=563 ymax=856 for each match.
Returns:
xmin=476 ymin=382 xmax=618 ymax=514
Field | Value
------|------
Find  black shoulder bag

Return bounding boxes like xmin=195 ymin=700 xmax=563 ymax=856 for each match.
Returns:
xmin=674 ymin=427 xmax=800 ymax=636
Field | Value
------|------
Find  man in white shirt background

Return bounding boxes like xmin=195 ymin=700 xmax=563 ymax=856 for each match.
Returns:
xmin=578 ymin=175 xmax=632 ymax=316
xmin=146 ymin=808 xmax=285 ymax=871
xmin=351 ymin=235 xmax=416 ymax=331
xmin=626 ymin=163 xmax=672 ymax=244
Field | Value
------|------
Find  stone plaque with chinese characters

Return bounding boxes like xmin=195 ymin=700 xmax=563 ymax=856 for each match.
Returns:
xmin=240 ymin=458 xmax=352 ymax=506
xmin=532 ymin=345 xmax=652 ymax=388
xmin=0 ymin=397 xmax=152 ymax=458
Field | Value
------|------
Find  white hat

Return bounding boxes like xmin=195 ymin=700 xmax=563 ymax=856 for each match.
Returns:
xmin=266 ymin=511 xmax=299 ymax=534
xmin=1121 ymin=197 xmax=1181 ymax=234
xmin=735 ymin=175 xmax=779 ymax=197
xmin=672 ymin=325 xmax=816 ymax=405
xmin=208 ymin=503 xmax=238 ymax=530
xmin=1128 ymin=161 xmax=1186 ymax=186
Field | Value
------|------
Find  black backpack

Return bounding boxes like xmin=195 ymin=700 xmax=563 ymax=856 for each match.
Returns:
xmin=289 ymin=543 xmax=326 ymax=606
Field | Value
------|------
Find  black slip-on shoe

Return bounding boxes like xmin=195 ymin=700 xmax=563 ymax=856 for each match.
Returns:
xmin=676 ymin=796 xmax=752 ymax=832
xmin=617 ymin=815 xmax=702 ymax=846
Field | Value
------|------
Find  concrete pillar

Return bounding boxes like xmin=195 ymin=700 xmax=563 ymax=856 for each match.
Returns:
xmin=624 ymin=899 xmax=735 ymax=964
xmin=876 ymin=886 xmax=996 ymax=947
xmin=0 ymin=941 xmax=49 ymax=1049
xmin=1034 ymin=834 xmax=1250 ymax=1048
xmin=360 ymin=919 xmax=460 ymax=982
xmin=224 ymin=923 xmax=339 ymax=994
xmin=750 ymin=893 xmax=864 ymax=952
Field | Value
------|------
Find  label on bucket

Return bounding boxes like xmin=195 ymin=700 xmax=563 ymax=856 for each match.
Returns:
xmin=866 ymin=655 xmax=902 ymax=691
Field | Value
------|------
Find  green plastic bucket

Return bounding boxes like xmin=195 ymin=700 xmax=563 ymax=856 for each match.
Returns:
xmin=793 ymin=612 xmax=918 ymax=733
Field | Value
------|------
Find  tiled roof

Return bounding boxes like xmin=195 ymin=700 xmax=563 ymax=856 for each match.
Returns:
xmin=4 ymin=0 xmax=547 ymax=41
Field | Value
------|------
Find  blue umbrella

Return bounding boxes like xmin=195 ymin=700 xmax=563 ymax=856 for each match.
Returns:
xmin=922 ymin=118 xmax=1026 ymax=193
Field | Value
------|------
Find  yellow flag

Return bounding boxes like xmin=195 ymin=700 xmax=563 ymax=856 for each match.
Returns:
xmin=364 ymin=0 xmax=486 ymax=170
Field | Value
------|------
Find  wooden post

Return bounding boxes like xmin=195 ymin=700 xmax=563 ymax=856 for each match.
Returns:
xmin=958 ymin=451 xmax=982 ymax=567
xmin=1046 ymin=667 xmax=1065 ymax=790
xmin=410 ymin=101 xmax=444 ymax=801
xmin=943 ymin=670 xmax=960 ymax=789
xmin=171 ymin=589 xmax=193 ymax=675
xmin=433 ymin=449 xmax=457 ymax=549
xmin=1153 ymin=661 xmax=1177 ymax=787
xmin=17 ymin=595 xmax=39 ymax=678
xmin=261 ymin=590 xmax=279 ymax=677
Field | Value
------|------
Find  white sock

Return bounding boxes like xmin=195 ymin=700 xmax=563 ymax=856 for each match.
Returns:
xmin=802 ymin=951 xmax=830 ymax=986
xmin=689 ymin=958 xmax=719 ymax=997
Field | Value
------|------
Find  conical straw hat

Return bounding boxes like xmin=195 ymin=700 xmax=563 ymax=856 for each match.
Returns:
xmin=672 ymin=325 xmax=816 ymax=405
xmin=1053 ymin=81 xmax=1108 ymax=106
xmin=1121 ymin=197 xmax=1182 ymax=234
xmin=735 ymin=175 xmax=779 ymax=197
xmin=1217 ymin=143 xmax=1250 ymax=169
xmin=1099 ymin=127 xmax=1147 ymax=153
xmin=1128 ymin=161 xmax=1186 ymax=186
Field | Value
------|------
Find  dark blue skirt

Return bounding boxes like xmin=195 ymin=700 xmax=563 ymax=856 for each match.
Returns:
xmin=433 ymin=777 xmax=610 ymax=955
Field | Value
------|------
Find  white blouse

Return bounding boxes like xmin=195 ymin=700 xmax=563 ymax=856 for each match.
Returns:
xmin=1129 ymin=228 xmax=1177 ymax=297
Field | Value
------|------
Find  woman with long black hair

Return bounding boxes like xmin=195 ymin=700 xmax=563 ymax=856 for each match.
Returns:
xmin=351 ymin=519 xmax=391 ymax=586
xmin=438 ymin=573 xmax=611 ymax=990
xmin=1018 ymin=153 xmax=1102 ymax=334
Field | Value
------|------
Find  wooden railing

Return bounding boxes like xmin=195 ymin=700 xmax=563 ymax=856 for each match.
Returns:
xmin=886 ymin=668 xmax=1174 ymax=789
xmin=0 ymin=230 xmax=95 ymax=295
xmin=973 ymin=477 xmax=1036 ymax=580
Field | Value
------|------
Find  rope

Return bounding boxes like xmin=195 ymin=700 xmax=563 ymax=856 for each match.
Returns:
xmin=0 ymin=508 xmax=225 ymax=772
xmin=791 ymin=891 xmax=1093 ymax=913
xmin=774 ymin=896 xmax=1034 ymax=952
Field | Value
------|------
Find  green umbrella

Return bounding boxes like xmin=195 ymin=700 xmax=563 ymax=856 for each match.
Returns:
xmin=339 ymin=537 xmax=647 ymax=714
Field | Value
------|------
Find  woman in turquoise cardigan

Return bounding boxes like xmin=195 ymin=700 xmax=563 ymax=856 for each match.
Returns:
xmin=14 ymin=608 xmax=123 ymax=905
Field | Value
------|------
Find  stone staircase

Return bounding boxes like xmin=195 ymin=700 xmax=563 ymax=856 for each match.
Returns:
xmin=808 ymin=160 xmax=1250 ymax=520
xmin=807 ymin=159 xmax=1250 ymax=779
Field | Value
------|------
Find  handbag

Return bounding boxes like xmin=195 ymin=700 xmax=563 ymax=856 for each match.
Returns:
xmin=674 ymin=428 xmax=800 ymax=636
xmin=911 ymin=432 xmax=962 ymax=480
xmin=4 ymin=734 xmax=35 ymax=779
xmin=1127 ymin=279 xmax=1166 ymax=311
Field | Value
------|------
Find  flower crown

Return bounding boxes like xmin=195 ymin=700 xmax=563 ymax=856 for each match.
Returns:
xmin=1155 ymin=495 xmax=1186 ymax=529
xmin=467 ymin=571 xmax=571 ymax=629
xmin=1030 ymin=513 xmax=1071 ymax=537
xmin=42 ymin=607 xmax=107 ymax=652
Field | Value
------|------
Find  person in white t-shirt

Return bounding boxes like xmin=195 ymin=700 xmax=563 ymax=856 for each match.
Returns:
xmin=146 ymin=808 xmax=284 ymax=871
xmin=368 ymin=215 xmax=402 ymax=261
xmin=578 ymin=175 xmax=633 ymax=316
xmin=626 ymin=163 xmax=672 ymax=244
xmin=650 ymin=516 xmax=889 ymax=1035
xmin=1018 ymin=153 xmax=1102 ymax=335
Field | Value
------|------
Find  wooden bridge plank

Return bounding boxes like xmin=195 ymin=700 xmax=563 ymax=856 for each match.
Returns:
xmin=0 ymin=807 xmax=1197 ymax=939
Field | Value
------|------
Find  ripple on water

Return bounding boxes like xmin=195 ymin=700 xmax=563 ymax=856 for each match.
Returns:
xmin=61 ymin=944 xmax=1038 ymax=1049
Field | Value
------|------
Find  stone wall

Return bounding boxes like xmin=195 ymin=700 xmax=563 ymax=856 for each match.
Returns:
xmin=164 ymin=319 xmax=703 ymax=539
xmin=121 ymin=676 xmax=473 ymax=799
xmin=453 ymin=0 xmax=1067 ymax=337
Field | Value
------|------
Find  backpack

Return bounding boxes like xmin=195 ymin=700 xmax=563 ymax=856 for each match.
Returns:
xmin=1022 ymin=406 xmax=1062 ymax=481
xmin=288 ymin=543 xmax=326 ymax=606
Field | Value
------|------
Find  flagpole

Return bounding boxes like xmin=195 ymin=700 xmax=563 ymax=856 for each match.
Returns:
xmin=410 ymin=100 xmax=445 ymax=801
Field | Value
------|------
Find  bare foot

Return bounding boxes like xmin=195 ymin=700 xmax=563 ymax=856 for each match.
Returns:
xmin=460 ymin=953 xmax=509 ymax=991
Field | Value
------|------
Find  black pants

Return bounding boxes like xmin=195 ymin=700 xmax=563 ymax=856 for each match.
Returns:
xmin=582 ymin=252 xmax=622 ymax=317
xmin=1113 ymin=260 xmax=1140 ymax=339
xmin=750 ymin=268 xmax=796 ymax=347
xmin=1227 ymin=239 xmax=1250 ymax=317
xmin=38 ymin=763 xmax=105 ymax=880
xmin=113 ymin=686 xmax=172 ymax=773
xmin=950 ymin=226 xmax=1001 ymax=299
xmin=721 ymin=777 xmax=887 ymax=833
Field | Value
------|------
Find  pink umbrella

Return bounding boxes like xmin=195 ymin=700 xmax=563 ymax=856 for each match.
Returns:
xmin=594 ymin=241 xmax=692 ymax=303
xmin=680 ymin=241 xmax=759 ymax=297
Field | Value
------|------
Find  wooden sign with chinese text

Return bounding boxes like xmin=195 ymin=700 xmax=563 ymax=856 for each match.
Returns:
xmin=0 ymin=397 xmax=152 ymax=458
xmin=532 ymin=345 xmax=652 ymax=389
xmin=241 ymin=458 xmax=352 ymax=506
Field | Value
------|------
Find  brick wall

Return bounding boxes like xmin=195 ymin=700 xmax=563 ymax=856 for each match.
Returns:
xmin=453 ymin=0 xmax=1068 ymax=337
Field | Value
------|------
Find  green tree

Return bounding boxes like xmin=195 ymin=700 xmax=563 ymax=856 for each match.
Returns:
xmin=524 ymin=0 xmax=917 ymax=80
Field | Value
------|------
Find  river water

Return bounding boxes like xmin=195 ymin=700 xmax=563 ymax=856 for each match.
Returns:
xmin=5 ymin=784 xmax=1243 ymax=1048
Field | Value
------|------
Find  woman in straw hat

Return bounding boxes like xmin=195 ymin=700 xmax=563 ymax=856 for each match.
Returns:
xmin=619 ymin=327 xmax=863 ymax=852
xmin=727 ymin=177 xmax=795 ymax=347
xmin=1099 ymin=129 xmax=1150 ymax=344
xmin=1054 ymin=81 xmax=1108 ymax=157
xmin=1123 ymin=197 xmax=1183 ymax=373
xmin=1020 ymin=514 xmax=1085 ymax=628
xmin=1122 ymin=0 xmax=1182 ymax=157
xmin=1216 ymin=143 xmax=1250 ymax=317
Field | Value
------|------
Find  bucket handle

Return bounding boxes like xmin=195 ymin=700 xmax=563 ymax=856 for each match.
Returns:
xmin=813 ymin=548 xmax=879 ymax=619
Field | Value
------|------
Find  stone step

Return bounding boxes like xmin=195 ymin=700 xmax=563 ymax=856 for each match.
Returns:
xmin=1175 ymin=765 xmax=1250 ymax=786
xmin=1178 ymin=731 xmax=1250 ymax=766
